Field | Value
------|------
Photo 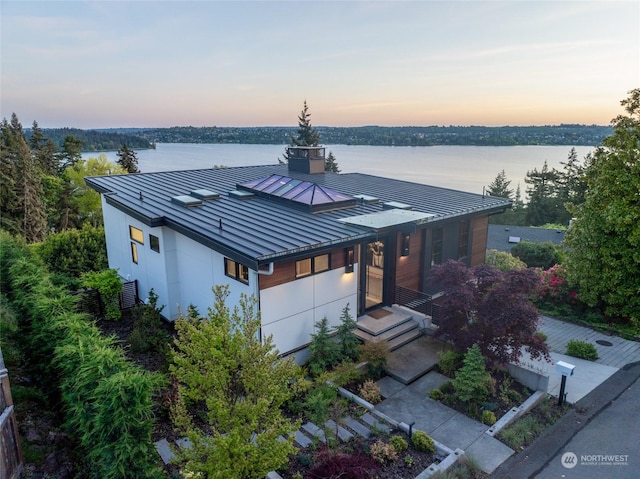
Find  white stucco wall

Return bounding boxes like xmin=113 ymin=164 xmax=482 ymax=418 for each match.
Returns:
xmin=259 ymin=266 xmax=358 ymax=354
xmin=101 ymin=199 xmax=257 ymax=320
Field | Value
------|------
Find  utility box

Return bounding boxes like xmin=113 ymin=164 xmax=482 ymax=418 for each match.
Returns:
xmin=556 ymin=360 xmax=575 ymax=376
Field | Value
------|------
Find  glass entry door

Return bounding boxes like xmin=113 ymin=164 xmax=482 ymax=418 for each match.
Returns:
xmin=365 ymin=240 xmax=385 ymax=309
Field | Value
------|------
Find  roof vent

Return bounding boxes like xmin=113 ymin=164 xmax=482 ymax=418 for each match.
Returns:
xmin=172 ymin=195 xmax=203 ymax=207
xmin=229 ymin=190 xmax=255 ymax=200
xmin=191 ymin=189 xmax=220 ymax=200
xmin=354 ymin=194 xmax=379 ymax=204
xmin=383 ymin=201 xmax=412 ymax=210
xmin=508 ymin=236 xmax=521 ymax=243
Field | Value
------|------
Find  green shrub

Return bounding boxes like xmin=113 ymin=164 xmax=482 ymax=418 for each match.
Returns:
xmin=511 ymin=241 xmax=560 ymax=269
xmin=304 ymin=383 xmax=338 ymax=425
xmin=1 ymin=233 xmax=162 ymax=479
xmin=33 ymin=225 xmax=107 ymax=282
xmin=452 ymin=344 xmax=491 ymax=402
xmin=81 ymin=268 xmax=123 ymax=320
xmin=370 ymin=440 xmax=398 ymax=464
xmin=389 ymin=435 xmax=408 ymax=453
xmin=482 ymin=410 xmax=497 ymax=426
xmin=566 ymin=339 xmax=599 ymax=360
xmin=437 ymin=349 xmax=462 ymax=377
xmin=429 ymin=388 xmax=444 ymax=401
xmin=129 ymin=289 xmax=169 ymax=354
xmin=360 ymin=340 xmax=390 ymax=379
xmin=485 ymin=249 xmax=527 ymax=271
xmin=307 ymin=317 xmax=342 ymax=376
xmin=358 ymin=379 xmax=381 ymax=404
xmin=328 ymin=361 xmax=363 ymax=388
xmin=411 ymin=430 xmax=435 ymax=454
xmin=439 ymin=381 xmax=454 ymax=394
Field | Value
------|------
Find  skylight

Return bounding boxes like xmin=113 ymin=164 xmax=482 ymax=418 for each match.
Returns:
xmin=238 ymin=174 xmax=356 ymax=212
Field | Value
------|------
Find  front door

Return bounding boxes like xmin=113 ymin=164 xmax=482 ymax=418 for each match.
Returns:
xmin=365 ymin=240 xmax=385 ymax=310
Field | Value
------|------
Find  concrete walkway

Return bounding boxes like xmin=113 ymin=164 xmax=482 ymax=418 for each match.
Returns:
xmin=375 ymin=371 xmax=515 ymax=475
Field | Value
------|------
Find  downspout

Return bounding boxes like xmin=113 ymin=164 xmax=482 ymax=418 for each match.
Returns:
xmin=257 ymin=263 xmax=274 ymax=275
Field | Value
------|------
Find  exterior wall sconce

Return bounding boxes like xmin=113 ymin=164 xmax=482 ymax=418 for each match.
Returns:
xmin=402 ymin=233 xmax=410 ymax=257
xmin=345 ymin=247 xmax=355 ymax=273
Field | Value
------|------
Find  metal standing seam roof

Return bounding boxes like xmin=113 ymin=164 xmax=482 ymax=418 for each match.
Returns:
xmin=86 ymin=164 xmax=511 ymax=268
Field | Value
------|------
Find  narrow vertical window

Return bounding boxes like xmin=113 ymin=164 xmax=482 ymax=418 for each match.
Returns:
xmin=458 ymin=220 xmax=469 ymax=259
xmin=150 ymin=234 xmax=160 ymax=253
xmin=431 ymin=228 xmax=443 ymax=266
xmin=131 ymin=242 xmax=139 ymax=264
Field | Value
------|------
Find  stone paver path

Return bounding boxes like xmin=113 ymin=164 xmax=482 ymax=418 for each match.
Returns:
xmin=538 ymin=316 xmax=640 ymax=368
xmin=154 ymin=411 xmax=391 ymax=476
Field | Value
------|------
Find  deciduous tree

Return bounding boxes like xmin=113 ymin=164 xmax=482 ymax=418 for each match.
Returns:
xmin=428 ymin=260 xmax=548 ymax=365
xmin=170 ymin=285 xmax=303 ymax=479
xmin=564 ymin=89 xmax=640 ymax=322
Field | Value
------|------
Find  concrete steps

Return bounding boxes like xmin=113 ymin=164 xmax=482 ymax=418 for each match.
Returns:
xmin=354 ymin=306 xmax=422 ymax=352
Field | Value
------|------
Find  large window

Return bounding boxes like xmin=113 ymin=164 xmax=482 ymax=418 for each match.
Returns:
xmin=225 ymin=258 xmax=249 ymax=284
xmin=431 ymin=228 xmax=443 ymax=267
xmin=129 ymin=226 xmax=144 ymax=244
xmin=296 ymin=253 xmax=330 ymax=278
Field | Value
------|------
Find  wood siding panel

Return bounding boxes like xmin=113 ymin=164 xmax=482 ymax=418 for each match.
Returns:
xmin=395 ymin=231 xmax=422 ymax=291
xmin=470 ymin=215 xmax=489 ymax=266
xmin=258 ymin=245 xmax=357 ymax=290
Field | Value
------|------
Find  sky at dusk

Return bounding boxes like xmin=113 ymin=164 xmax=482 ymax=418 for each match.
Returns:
xmin=1 ymin=1 xmax=638 ymax=129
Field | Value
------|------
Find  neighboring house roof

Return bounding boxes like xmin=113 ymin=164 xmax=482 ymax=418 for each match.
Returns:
xmin=487 ymin=224 xmax=566 ymax=252
xmin=87 ymin=164 xmax=511 ymax=269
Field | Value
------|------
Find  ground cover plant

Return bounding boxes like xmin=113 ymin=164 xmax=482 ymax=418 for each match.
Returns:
xmin=498 ymin=397 xmax=569 ymax=451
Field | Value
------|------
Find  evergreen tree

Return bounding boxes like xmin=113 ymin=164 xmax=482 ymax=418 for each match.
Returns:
xmin=116 ymin=143 xmax=139 ymax=173
xmin=1 ymin=114 xmax=48 ymax=242
xmin=452 ymin=344 xmax=491 ymax=402
xmin=325 ymin=150 xmax=340 ymax=173
xmin=290 ymin=100 xmax=321 ymax=146
xmin=170 ymin=286 xmax=303 ymax=479
xmin=486 ymin=169 xmax=513 ymax=199
xmin=59 ymin=135 xmax=84 ymax=170
xmin=564 ymin=89 xmax=640 ymax=322
xmin=308 ymin=316 xmax=342 ymax=376
xmin=29 ymin=120 xmax=60 ymax=175
xmin=524 ymin=161 xmax=561 ymax=226
xmin=555 ymin=147 xmax=588 ymax=225
xmin=334 ymin=303 xmax=360 ymax=361
xmin=0 ymin=119 xmax=19 ymax=235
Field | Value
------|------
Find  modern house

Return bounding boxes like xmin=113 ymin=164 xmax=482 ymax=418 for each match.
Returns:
xmin=87 ymin=147 xmax=511 ymax=355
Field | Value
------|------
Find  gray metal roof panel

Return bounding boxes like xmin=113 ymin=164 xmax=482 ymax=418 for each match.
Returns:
xmin=86 ymin=164 xmax=511 ymax=264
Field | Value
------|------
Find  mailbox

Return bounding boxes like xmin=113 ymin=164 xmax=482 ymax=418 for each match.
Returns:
xmin=556 ymin=360 xmax=575 ymax=376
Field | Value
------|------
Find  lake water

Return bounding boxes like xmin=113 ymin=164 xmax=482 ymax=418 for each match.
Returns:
xmin=84 ymin=143 xmax=594 ymax=195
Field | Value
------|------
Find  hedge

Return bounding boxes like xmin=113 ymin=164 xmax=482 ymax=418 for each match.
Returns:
xmin=0 ymin=231 xmax=163 ymax=478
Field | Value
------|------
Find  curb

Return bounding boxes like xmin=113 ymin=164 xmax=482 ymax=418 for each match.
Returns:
xmin=491 ymin=361 xmax=640 ymax=479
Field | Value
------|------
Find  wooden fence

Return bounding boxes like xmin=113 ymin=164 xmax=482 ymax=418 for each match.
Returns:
xmin=0 ymin=349 xmax=23 ymax=479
